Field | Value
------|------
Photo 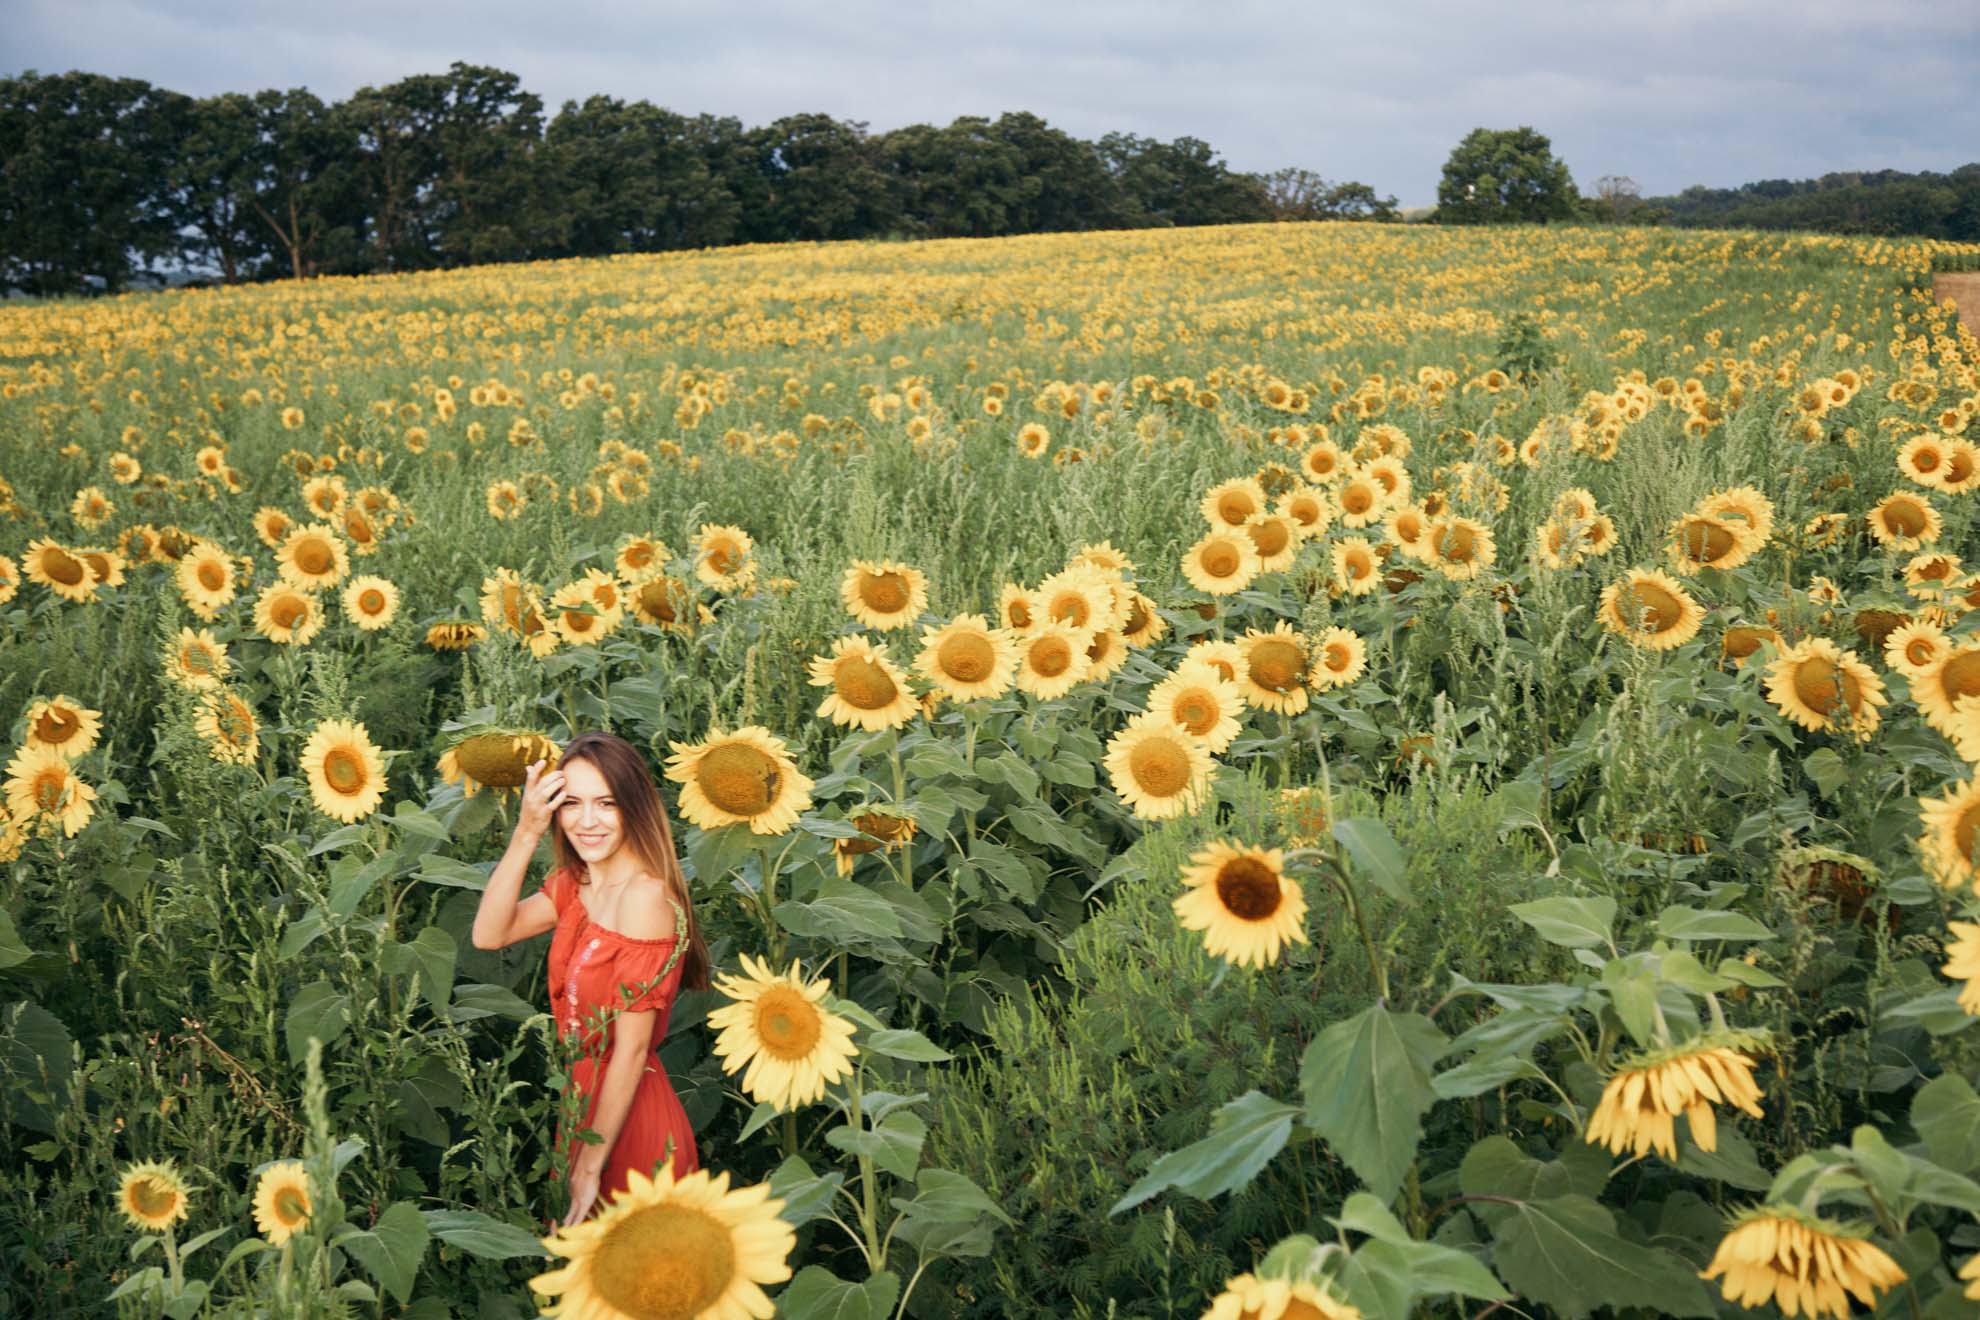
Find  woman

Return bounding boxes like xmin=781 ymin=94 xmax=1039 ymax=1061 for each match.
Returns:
xmin=469 ymin=731 xmax=712 ymax=1226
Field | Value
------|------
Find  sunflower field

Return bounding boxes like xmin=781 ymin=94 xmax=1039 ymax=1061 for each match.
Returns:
xmin=5 ymin=219 xmax=1980 ymax=1319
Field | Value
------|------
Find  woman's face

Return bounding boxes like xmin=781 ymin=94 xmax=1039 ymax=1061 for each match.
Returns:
xmin=556 ymin=758 xmax=623 ymax=865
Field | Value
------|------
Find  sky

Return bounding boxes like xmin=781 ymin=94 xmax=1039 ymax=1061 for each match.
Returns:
xmin=11 ymin=0 xmax=1980 ymax=209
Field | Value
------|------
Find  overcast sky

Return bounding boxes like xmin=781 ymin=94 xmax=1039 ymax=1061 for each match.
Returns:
xmin=13 ymin=0 xmax=1980 ymax=208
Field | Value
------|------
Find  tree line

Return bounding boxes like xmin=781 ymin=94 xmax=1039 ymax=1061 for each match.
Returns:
xmin=0 ymin=62 xmax=1401 ymax=296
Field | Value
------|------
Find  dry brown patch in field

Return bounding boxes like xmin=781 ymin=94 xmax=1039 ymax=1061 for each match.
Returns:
xmin=1932 ymin=273 xmax=1980 ymax=335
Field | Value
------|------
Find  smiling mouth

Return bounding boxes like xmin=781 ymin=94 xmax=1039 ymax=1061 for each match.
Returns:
xmin=573 ymin=834 xmax=609 ymax=846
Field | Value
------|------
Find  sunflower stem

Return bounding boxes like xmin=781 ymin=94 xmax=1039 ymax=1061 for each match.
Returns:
xmin=759 ymin=842 xmax=783 ymax=966
xmin=1324 ymin=856 xmax=1389 ymax=1004
xmin=161 ymin=1224 xmax=183 ymax=1295
xmin=782 ymin=1109 xmax=799 ymax=1162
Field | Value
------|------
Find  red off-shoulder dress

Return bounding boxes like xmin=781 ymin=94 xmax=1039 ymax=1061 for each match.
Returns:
xmin=542 ymin=863 xmax=699 ymax=1208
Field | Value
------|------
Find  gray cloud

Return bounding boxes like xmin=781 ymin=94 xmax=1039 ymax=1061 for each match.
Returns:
xmin=11 ymin=0 xmax=1979 ymax=206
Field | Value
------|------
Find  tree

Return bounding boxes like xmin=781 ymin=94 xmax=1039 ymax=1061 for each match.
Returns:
xmin=1261 ymin=169 xmax=1399 ymax=222
xmin=0 ymin=71 xmax=185 ymax=294
xmin=1434 ymin=127 xmax=1577 ymax=225
xmin=1098 ymin=133 xmax=1272 ymax=228
xmin=739 ymin=113 xmax=897 ymax=243
xmin=543 ymin=96 xmax=741 ymax=255
xmin=1587 ymin=174 xmax=1641 ymax=224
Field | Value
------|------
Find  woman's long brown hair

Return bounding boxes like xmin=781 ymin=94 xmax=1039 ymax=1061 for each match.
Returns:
xmin=547 ymin=732 xmax=711 ymax=991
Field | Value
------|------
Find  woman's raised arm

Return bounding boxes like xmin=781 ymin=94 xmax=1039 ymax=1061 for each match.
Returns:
xmin=471 ymin=759 xmax=564 ymax=950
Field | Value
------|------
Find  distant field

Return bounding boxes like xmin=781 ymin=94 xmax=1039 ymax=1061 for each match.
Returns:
xmin=4 ymin=221 xmax=1980 ymax=1318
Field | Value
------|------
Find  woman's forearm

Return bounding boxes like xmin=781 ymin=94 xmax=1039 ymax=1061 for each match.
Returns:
xmin=470 ymin=823 xmax=543 ymax=949
xmin=578 ymin=1046 xmax=648 ymax=1171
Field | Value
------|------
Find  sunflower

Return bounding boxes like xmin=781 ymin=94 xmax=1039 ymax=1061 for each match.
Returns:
xmin=528 ymin=1162 xmax=795 ymax=1320
xmin=1012 ymin=622 xmax=1094 ymax=700
xmin=4 ymin=743 xmax=97 ymax=836
xmin=914 ymin=614 xmax=1015 ymax=703
xmin=166 ymin=627 xmax=230 ymax=690
xmin=1173 ymin=841 xmax=1308 ymax=969
xmin=1182 ymin=530 xmax=1263 ymax=596
xmin=1275 ymin=486 xmax=1332 ymax=538
xmin=275 ymin=524 xmax=349 ymax=591
xmin=1185 ymin=638 xmax=1245 ymax=684
xmin=1334 ymin=473 xmax=1386 ymax=528
xmin=707 ymin=952 xmax=859 ymax=1111
xmin=1276 ymin=785 xmax=1332 ymax=846
xmin=630 ymin=575 xmax=704 ymax=634
xmin=1897 ymin=433 xmax=1950 ymax=488
xmin=340 ymin=576 xmax=399 ymax=631
xmin=479 ymin=568 xmax=537 ymax=636
xmin=1943 ymin=920 xmax=1980 ymax=1015
xmin=832 ymin=809 xmax=918 ymax=877
xmin=425 ymin=621 xmax=487 ymax=651
xmin=1242 ymin=513 xmax=1303 ymax=573
xmin=22 ymin=538 xmax=95 ymax=603
xmin=808 ymin=636 xmax=920 ymax=731
xmin=1902 ymin=551 xmax=1962 ymax=600
xmin=840 ymin=559 xmax=929 ymax=631
xmin=1145 ymin=662 xmax=1244 ymax=753
xmin=549 ymin=578 xmax=619 ymax=647
xmin=1201 ymin=1273 xmax=1363 ymax=1320
xmin=1118 ymin=591 xmax=1167 ymax=648
xmin=1036 ymin=566 xmax=1122 ymax=634
xmin=614 ymin=534 xmax=672 ymax=581
xmin=1016 ymin=421 xmax=1051 ymax=458
xmin=1234 ymin=623 xmax=1313 ymax=715
xmin=996 ymin=583 xmax=1039 ymax=634
xmin=1104 ymin=712 xmax=1215 ymax=820
xmin=196 ymin=690 xmax=261 ymax=765
xmin=1298 ymin=438 xmax=1346 ymax=485
xmin=1763 ymin=638 xmax=1887 ymax=740
xmin=1424 ymin=516 xmax=1496 ymax=581
xmin=1721 ymin=625 xmax=1781 ymax=669
xmin=1585 ymin=1035 xmax=1765 ymax=1159
xmin=115 ymin=1160 xmax=190 ymax=1233
xmin=1699 ymin=1206 xmax=1905 ymax=1320
xmin=1668 ymin=513 xmax=1760 ymax=575
xmin=1310 ymin=627 xmax=1368 ymax=690
xmin=1070 ymin=540 xmax=1137 ymax=575
xmin=176 ymin=543 xmax=238 ymax=619
xmin=438 ymin=729 xmax=561 ymax=799
xmin=1201 ymin=476 xmax=1268 ymax=530
xmin=666 ymin=726 xmax=813 ymax=835
xmin=1553 ymin=487 xmax=1598 ymax=523
xmin=77 ymin=545 xmax=126 ymax=589
xmin=1696 ymin=485 xmax=1776 ymax=543
xmin=301 ymin=474 xmax=345 ymax=518
xmin=252 ymin=582 xmax=323 ymax=646
xmin=24 ymin=695 xmax=102 ymax=759
xmin=1866 ymin=491 xmax=1941 ymax=551
xmin=1331 ymin=536 xmax=1380 ymax=596
xmin=694 ymin=524 xmax=757 ymax=593
xmin=0 ymin=553 xmax=18 ymax=605
xmin=485 ymin=479 xmax=526 ymax=520
xmin=1385 ymin=504 xmax=1430 ymax=561
xmin=1883 ymin=619 xmax=1948 ymax=676
xmin=1597 ymin=568 xmax=1704 ymax=651
xmin=1920 ymin=776 xmax=1980 ymax=890
xmin=250 ymin=1161 xmax=312 ymax=1246
xmin=1914 ymin=642 xmax=1980 ymax=736
xmin=1083 ymin=627 xmax=1130 ymax=684
xmin=300 ymin=719 xmax=387 ymax=823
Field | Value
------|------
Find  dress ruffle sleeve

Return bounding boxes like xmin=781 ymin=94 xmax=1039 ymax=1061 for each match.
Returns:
xmin=543 ymin=864 xmax=574 ymax=917
xmin=618 ymin=900 xmax=688 ymax=1014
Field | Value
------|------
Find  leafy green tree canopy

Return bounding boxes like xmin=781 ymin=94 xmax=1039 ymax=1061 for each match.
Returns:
xmin=1435 ymin=126 xmax=1577 ymax=224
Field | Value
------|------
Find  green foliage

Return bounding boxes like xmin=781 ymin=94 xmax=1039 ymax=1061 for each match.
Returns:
xmin=1435 ymin=125 xmax=1578 ymax=225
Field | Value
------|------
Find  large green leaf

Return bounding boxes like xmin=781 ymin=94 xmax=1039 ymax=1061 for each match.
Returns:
xmin=1331 ymin=1193 xmax=1507 ymax=1312
xmin=1331 ymin=818 xmax=1410 ymax=903
xmin=889 ymin=1168 xmax=1011 ymax=1258
xmin=449 ymin=983 xmax=537 ymax=1022
xmin=776 ymin=1266 xmax=900 ymax=1320
xmin=1488 ymin=1194 xmax=1714 ymax=1318
xmin=825 ymin=1109 xmax=926 ymax=1182
xmin=862 ymin=1028 xmax=953 ymax=1063
xmin=380 ymin=926 xmax=456 ymax=1016
xmin=1110 ymin=1090 xmax=1303 ymax=1214
xmin=775 ymin=877 xmax=905 ymax=945
xmin=1655 ymin=906 xmax=1774 ymax=943
xmin=768 ymin=1155 xmax=844 ymax=1228
xmin=1298 ymin=1005 xmax=1446 ymax=1202
xmin=285 ymin=980 xmax=351 ymax=1064
xmin=420 ymin=1209 xmax=549 ymax=1259
xmin=1508 ymin=897 xmax=1616 ymax=950
xmin=0 ymin=910 xmax=33 ymax=969
xmin=338 ymin=1201 xmax=430 ymax=1305
xmin=1913 ymin=1074 xmax=1980 ymax=1172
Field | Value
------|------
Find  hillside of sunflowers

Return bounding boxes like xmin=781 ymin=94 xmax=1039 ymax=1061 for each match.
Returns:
xmin=6 ymin=218 xmax=1980 ymax=1318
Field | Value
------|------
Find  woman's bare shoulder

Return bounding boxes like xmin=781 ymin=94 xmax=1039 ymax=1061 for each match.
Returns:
xmin=613 ymin=876 xmax=680 ymax=941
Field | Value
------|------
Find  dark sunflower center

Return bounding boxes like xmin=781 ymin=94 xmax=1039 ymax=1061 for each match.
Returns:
xmin=323 ymin=748 xmax=367 ymax=795
xmin=1882 ymin=500 xmax=1926 ymax=536
xmin=938 ymin=632 xmax=994 ymax=682
xmin=130 ymin=1177 xmax=177 ymax=1218
xmin=1437 ymin=524 xmax=1477 ymax=562
xmin=44 ymin=549 xmax=85 ymax=586
xmin=294 ymin=539 xmax=334 ymax=576
xmin=1683 ymin=519 xmax=1734 ymax=562
xmin=1249 ymin=639 xmax=1305 ymax=691
xmin=358 ymin=589 xmax=385 ymax=614
xmin=1216 ymin=858 xmax=1284 ymax=921
xmin=1201 ymin=543 xmax=1240 ymax=578
xmin=1174 ymin=690 xmax=1217 ymax=734
xmin=1128 ymin=736 xmax=1191 ymax=797
xmin=753 ymin=986 xmax=823 ymax=1059
xmin=1005 ymin=599 xmax=1033 ymax=629
xmin=34 ymin=768 xmax=66 ymax=810
xmin=1907 ymin=639 xmax=1936 ymax=667
xmin=860 ymin=572 xmax=909 ymax=613
xmin=592 ymin=1202 xmax=736 ymax=1320
xmin=1342 ymin=485 xmax=1373 ymax=515
xmin=34 ymin=708 xmax=79 ymax=744
xmin=1216 ymin=493 xmax=1254 ymax=524
xmin=273 ymin=1187 xmax=309 ymax=1225
xmin=1028 ymin=638 xmax=1072 ymax=678
xmin=197 ymin=561 xmax=227 ymax=591
xmin=1247 ymin=519 xmax=1290 ymax=557
xmin=271 ymin=596 xmax=308 ymax=630
xmin=698 ymin=743 xmax=778 ymax=816
xmin=1049 ymin=594 xmax=1091 ymax=629
xmin=1619 ymin=581 xmax=1681 ymax=632
xmin=834 ymin=657 xmax=899 ymax=709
